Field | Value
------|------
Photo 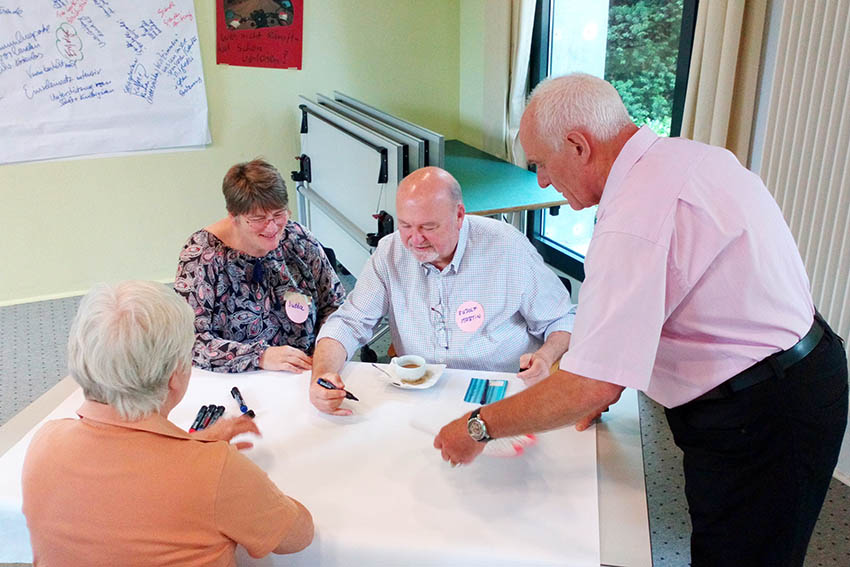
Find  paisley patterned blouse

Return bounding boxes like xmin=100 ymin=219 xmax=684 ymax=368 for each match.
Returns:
xmin=174 ymin=222 xmax=345 ymax=373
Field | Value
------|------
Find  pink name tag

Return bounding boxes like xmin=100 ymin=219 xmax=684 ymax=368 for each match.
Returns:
xmin=284 ymin=292 xmax=310 ymax=324
xmin=455 ymin=301 xmax=484 ymax=332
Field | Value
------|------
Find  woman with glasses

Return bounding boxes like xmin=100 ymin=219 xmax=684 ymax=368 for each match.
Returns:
xmin=175 ymin=159 xmax=345 ymax=373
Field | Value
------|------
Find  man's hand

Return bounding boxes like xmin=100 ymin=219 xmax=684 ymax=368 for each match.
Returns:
xmin=260 ymin=346 xmax=312 ymax=373
xmin=309 ymin=373 xmax=352 ymax=416
xmin=193 ymin=414 xmax=260 ymax=450
xmin=574 ymin=388 xmax=623 ymax=431
xmin=517 ymin=352 xmax=553 ymax=386
xmin=433 ymin=413 xmax=486 ymax=466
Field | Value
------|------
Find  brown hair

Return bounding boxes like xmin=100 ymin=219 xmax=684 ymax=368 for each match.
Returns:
xmin=222 ymin=158 xmax=289 ymax=216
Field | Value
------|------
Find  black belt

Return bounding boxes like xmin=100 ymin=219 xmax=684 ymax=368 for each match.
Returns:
xmin=695 ymin=315 xmax=826 ymax=402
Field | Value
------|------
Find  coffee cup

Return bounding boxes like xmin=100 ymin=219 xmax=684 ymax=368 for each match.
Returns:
xmin=390 ymin=355 xmax=427 ymax=381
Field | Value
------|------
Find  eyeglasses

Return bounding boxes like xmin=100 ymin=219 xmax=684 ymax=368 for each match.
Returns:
xmin=431 ymin=304 xmax=449 ymax=349
xmin=243 ymin=210 xmax=288 ymax=229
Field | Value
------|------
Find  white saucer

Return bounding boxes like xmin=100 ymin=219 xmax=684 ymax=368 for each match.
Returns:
xmin=378 ymin=363 xmax=446 ymax=389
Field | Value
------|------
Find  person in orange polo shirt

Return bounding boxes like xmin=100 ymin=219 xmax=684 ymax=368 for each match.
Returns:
xmin=22 ymin=281 xmax=313 ymax=566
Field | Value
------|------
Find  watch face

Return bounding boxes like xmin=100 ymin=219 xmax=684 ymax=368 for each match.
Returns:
xmin=467 ymin=417 xmax=486 ymax=441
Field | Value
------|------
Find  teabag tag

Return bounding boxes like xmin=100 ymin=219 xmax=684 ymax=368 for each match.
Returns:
xmin=483 ymin=434 xmax=537 ymax=458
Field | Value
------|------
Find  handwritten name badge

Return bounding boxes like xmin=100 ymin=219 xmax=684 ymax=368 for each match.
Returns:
xmin=455 ymin=301 xmax=484 ymax=333
xmin=284 ymin=292 xmax=311 ymax=324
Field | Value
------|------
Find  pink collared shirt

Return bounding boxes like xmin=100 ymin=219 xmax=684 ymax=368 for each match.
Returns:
xmin=559 ymin=127 xmax=814 ymax=407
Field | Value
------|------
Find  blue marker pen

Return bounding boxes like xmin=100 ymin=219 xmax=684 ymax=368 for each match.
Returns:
xmin=231 ymin=386 xmax=248 ymax=413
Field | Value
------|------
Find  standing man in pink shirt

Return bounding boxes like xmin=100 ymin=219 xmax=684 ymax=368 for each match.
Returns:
xmin=434 ymin=73 xmax=848 ymax=567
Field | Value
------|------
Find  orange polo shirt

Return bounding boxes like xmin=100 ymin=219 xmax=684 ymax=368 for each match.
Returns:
xmin=22 ymin=401 xmax=303 ymax=566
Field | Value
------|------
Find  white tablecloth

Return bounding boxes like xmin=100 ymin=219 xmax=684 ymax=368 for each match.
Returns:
xmin=0 ymin=363 xmax=600 ymax=566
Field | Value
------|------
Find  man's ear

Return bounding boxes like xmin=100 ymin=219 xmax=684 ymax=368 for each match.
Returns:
xmin=565 ymin=131 xmax=592 ymax=164
xmin=456 ymin=203 xmax=465 ymax=229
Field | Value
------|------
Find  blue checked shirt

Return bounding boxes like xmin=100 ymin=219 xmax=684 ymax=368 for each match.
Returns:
xmin=318 ymin=215 xmax=576 ymax=371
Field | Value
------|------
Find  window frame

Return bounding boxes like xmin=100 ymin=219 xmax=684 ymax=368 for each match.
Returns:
xmin=526 ymin=0 xmax=700 ymax=281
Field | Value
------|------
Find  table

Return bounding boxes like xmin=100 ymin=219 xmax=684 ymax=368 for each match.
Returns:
xmin=0 ymin=364 xmax=651 ymax=566
xmin=445 ymin=140 xmax=568 ymax=216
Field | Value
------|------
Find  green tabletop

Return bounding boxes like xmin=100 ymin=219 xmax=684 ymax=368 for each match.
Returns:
xmin=444 ymin=140 xmax=568 ymax=215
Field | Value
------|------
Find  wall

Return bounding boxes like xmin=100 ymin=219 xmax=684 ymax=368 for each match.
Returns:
xmin=457 ymin=0 xmax=510 ymax=158
xmin=0 ymin=0 xmax=460 ymax=304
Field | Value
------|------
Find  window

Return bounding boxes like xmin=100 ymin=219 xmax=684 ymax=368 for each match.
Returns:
xmin=527 ymin=0 xmax=698 ymax=279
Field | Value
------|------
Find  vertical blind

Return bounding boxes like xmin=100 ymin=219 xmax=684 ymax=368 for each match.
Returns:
xmin=761 ymin=0 xmax=850 ymax=348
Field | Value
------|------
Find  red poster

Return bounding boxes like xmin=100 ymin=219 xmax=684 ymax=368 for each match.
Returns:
xmin=217 ymin=0 xmax=304 ymax=70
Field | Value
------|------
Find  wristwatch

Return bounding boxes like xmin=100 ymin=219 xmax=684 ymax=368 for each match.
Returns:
xmin=467 ymin=408 xmax=492 ymax=442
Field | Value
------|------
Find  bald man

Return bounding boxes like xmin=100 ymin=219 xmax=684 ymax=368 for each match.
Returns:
xmin=310 ymin=166 xmax=575 ymax=415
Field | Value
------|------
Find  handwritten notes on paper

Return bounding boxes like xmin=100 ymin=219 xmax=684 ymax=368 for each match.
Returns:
xmin=0 ymin=1 xmax=210 ymax=165
xmin=216 ymin=0 xmax=303 ymax=70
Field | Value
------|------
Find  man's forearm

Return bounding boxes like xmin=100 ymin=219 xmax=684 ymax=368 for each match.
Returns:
xmin=311 ymin=337 xmax=348 ymax=379
xmin=534 ymin=330 xmax=571 ymax=366
xmin=482 ymin=370 xmax=624 ymax=438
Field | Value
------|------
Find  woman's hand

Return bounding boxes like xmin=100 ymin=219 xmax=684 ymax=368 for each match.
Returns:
xmin=193 ymin=415 xmax=260 ymax=450
xmin=260 ymin=346 xmax=312 ymax=372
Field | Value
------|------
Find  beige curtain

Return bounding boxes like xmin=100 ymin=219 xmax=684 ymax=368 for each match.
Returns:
xmin=681 ymin=0 xmax=768 ymax=164
xmin=505 ymin=0 xmax=537 ymax=166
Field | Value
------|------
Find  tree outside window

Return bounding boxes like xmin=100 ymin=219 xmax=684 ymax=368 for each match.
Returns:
xmin=538 ymin=0 xmax=687 ymax=260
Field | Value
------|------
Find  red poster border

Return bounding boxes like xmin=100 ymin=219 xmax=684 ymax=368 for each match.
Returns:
xmin=216 ymin=0 xmax=304 ymax=70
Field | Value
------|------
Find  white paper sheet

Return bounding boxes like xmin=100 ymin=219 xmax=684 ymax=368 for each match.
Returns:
xmin=0 ymin=0 xmax=209 ymax=165
xmin=0 ymin=365 xmax=600 ymax=566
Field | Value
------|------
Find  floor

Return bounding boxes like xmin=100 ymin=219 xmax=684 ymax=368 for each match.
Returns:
xmin=1 ymin=285 xmax=848 ymax=566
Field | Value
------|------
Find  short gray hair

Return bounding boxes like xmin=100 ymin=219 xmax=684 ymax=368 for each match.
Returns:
xmin=443 ymin=171 xmax=463 ymax=206
xmin=67 ymin=281 xmax=195 ymax=420
xmin=528 ymin=73 xmax=633 ymax=150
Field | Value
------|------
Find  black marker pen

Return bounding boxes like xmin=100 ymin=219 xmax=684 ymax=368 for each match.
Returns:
xmin=189 ymin=405 xmax=208 ymax=433
xmin=208 ymin=405 xmax=226 ymax=427
xmin=199 ymin=403 xmax=217 ymax=430
xmin=317 ymin=378 xmax=359 ymax=401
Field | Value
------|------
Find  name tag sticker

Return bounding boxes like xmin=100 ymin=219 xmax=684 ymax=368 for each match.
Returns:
xmin=455 ymin=301 xmax=484 ymax=332
xmin=284 ymin=292 xmax=311 ymax=324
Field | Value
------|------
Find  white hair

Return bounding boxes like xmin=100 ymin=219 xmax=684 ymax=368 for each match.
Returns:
xmin=528 ymin=73 xmax=633 ymax=150
xmin=442 ymin=170 xmax=463 ymax=205
xmin=67 ymin=281 xmax=195 ymax=420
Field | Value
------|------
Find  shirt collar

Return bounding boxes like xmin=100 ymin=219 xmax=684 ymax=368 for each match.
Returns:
xmin=76 ymin=400 xmax=208 ymax=442
xmin=597 ymin=126 xmax=659 ymax=218
xmin=421 ymin=215 xmax=469 ymax=275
